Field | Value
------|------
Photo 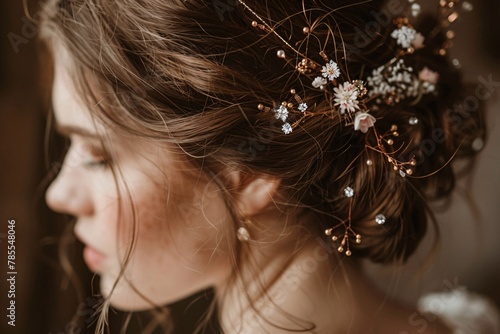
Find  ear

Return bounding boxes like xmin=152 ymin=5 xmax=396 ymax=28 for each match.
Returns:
xmin=229 ymin=171 xmax=281 ymax=217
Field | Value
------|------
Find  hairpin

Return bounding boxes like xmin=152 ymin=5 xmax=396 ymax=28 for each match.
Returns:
xmin=236 ymin=0 xmax=472 ymax=254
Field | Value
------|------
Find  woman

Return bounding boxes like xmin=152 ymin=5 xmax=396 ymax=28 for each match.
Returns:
xmin=41 ymin=0 xmax=497 ymax=333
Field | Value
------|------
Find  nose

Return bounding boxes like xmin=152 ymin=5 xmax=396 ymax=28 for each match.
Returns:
xmin=45 ymin=161 xmax=94 ymax=217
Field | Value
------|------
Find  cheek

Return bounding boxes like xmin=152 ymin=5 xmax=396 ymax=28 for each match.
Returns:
xmin=122 ymin=176 xmax=231 ymax=267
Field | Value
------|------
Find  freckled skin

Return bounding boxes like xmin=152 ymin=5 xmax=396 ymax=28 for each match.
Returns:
xmin=45 ymin=53 xmax=232 ymax=310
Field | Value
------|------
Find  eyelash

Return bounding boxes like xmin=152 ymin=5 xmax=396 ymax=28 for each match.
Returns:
xmin=83 ymin=158 xmax=109 ymax=169
xmin=62 ymin=139 xmax=111 ymax=170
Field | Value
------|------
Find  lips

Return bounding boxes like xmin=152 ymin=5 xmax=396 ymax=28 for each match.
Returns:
xmin=83 ymin=245 xmax=106 ymax=272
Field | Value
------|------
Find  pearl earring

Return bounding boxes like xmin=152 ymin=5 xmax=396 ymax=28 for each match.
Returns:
xmin=236 ymin=220 xmax=251 ymax=242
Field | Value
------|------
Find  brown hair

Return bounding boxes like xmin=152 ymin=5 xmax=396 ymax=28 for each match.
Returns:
xmin=39 ymin=0 xmax=485 ymax=331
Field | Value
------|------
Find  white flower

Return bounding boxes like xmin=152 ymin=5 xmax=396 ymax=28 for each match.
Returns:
xmin=418 ymin=67 xmax=439 ymax=84
xmin=274 ymin=105 xmax=288 ymax=122
xmin=334 ymin=82 xmax=359 ymax=114
xmin=312 ymin=77 xmax=327 ymax=89
xmin=321 ymin=60 xmax=341 ymax=81
xmin=282 ymin=123 xmax=293 ymax=134
xmin=391 ymin=26 xmax=417 ymax=48
xmin=298 ymin=103 xmax=308 ymax=112
xmin=354 ymin=112 xmax=376 ymax=133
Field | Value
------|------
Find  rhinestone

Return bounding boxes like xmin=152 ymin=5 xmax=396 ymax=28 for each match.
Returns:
xmin=452 ymin=59 xmax=462 ymax=68
xmin=399 ymin=170 xmax=407 ymax=178
xmin=375 ymin=214 xmax=386 ymax=225
xmin=344 ymin=186 xmax=354 ymax=198
xmin=409 ymin=117 xmax=419 ymax=125
xmin=472 ymin=138 xmax=484 ymax=151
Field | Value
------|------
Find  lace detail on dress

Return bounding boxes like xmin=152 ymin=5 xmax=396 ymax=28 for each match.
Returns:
xmin=418 ymin=289 xmax=500 ymax=334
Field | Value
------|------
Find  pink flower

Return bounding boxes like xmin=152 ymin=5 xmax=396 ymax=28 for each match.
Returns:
xmin=354 ymin=112 xmax=376 ymax=133
xmin=418 ymin=67 xmax=439 ymax=84
xmin=411 ymin=33 xmax=425 ymax=49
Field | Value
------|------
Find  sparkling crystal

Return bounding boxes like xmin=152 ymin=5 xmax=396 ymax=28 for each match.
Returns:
xmin=462 ymin=1 xmax=473 ymax=11
xmin=472 ymin=137 xmax=484 ymax=151
xmin=399 ymin=170 xmax=407 ymax=178
xmin=375 ymin=214 xmax=386 ymax=225
xmin=409 ymin=117 xmax=419 ymax=125
xmin=344 ymin=186 xmax=354 ymax=198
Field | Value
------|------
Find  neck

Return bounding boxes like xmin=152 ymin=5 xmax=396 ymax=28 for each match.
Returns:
xmin=215 ymin=232 xmax=363 ymax=333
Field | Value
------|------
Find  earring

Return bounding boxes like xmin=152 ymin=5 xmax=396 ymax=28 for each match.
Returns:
xmin=236 ymin=220 xmax=251 ymax=242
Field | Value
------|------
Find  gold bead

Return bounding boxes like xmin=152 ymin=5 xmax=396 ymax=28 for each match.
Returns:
xmin=287 ymin=103 xmax=293 ymax=108
xmin=387 ymin=139 xmax=394 ymax=145
xmin=277 ymin=50 xmax=286 ymax=58
xmin=391 ymin=125 xmax=398 ymax=131
xmin=303 ymin=27 xmax=310 ymax=34
xmin=251 ymin=21 xmax=258 ymax=27
xmin=325 ymin=229 xmax=332 ymax=236
xmin=290 ymin=89 xmax=296 ymax=94
xmin=356 ymin=234 xmax=361 ymax=239
xmin=257 ymin=104 xmax=264 ymax=111
xmin=332 ymin=236 xmax=338 ymax=241
xmin=338 ymin=246 xmax=344 ymax=253
xmin=406 ymin=169 xmax=413 ymax=175
xmin=346 ymin=250 xmax=352 ymax=256
xmin=410 ymin=159 xmax=416 ymax=166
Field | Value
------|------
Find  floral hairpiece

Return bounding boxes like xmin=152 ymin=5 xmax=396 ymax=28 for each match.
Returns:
xmin=237 ymin=0 xmax=472 ymax=255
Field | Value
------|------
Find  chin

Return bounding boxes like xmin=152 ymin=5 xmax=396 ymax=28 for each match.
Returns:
xmin=99 ymin=274 xmax=155 ymax=311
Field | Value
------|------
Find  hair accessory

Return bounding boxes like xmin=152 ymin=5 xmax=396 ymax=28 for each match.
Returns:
xmin=375 ymin=214 xmax=387 ymax=225
xmin=237 ymin=0 xmax=472 ymax=255
xmin=325 ymin=188 xmax=361 ymax=257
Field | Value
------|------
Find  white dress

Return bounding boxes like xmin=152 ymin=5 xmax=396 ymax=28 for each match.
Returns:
xmin=418 ymin=289 xmax=500 ymax=334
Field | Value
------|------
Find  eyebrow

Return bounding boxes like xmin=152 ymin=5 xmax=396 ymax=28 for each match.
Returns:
xmin=55 ymin=124 xmax=104 ymax=140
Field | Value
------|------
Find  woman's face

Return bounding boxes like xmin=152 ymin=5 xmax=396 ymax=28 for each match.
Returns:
xmin=45 ymin=55 xmax=232 ymax=310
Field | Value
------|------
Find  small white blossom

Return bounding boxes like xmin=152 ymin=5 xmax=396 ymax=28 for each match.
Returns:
xmin=354 ymin=112 xmax=376 ymax=133
xmin=391 ymin=26 xmax=417 ymax=48
xmin=312 ymin=77 xmax=327 ymax=89
xmin=298 ymin=103 xmax=308 ymax=112
xmin=334 ymin=82 xmax=359 ymax=114
xmin=282 ymin=123 xmax=293 ymax=134
xmin=274 ymin=105 xmax=288 ymax=122
xmin=321 ymin=60 xmax=341 ymax=81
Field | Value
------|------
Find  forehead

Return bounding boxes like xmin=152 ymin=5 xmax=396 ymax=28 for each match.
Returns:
xmin=51 ymin=44 xmax=109 ymax=138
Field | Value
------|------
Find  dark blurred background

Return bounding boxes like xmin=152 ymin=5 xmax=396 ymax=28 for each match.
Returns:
xmin=1 ymin=0 xmax=499 ymax=333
